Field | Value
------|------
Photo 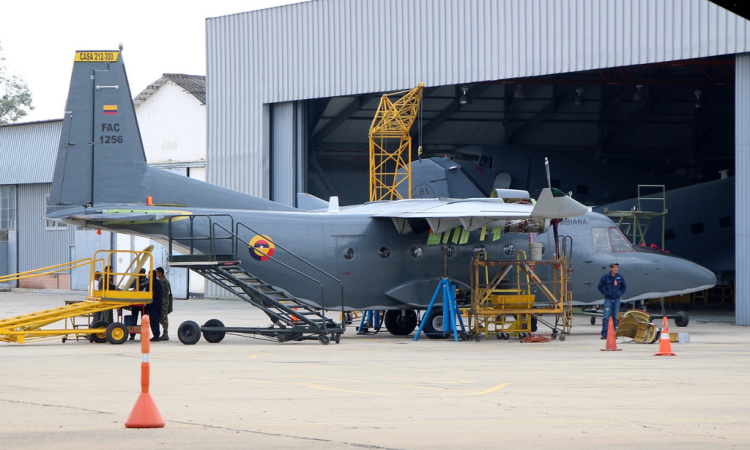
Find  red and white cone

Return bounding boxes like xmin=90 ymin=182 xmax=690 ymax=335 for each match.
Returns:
xmin=654 ymin=316 xmax=676 ymax=356
xmin=125 ymin=314 xmax=165 ymax=428
xmin=601 ymin=316 xmax=621 ymax=351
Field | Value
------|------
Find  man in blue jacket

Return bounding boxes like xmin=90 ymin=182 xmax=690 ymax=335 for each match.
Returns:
xmin=598 ymin=262 xmax=627 ymax=339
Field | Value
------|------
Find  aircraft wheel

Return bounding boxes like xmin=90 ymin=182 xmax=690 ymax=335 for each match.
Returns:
xmin=384 ymin=309 xmax=418 ymax=336
xmin=319 ymin=334 xmax=330 ymax=345
xmin=89 ymin=321 xmax=108 ymax=343
xmin=202 ymin=319 xmax=226 ymax=343
xmin=590 ymin=316 xmax=596 ymax=325
xmin=422 ymin=309 xmax=448 ymax=339
xmin=674 ymin=311 xmax=689 ymax=327
xmin=106 ymin=322 xmax=128 ymax=345
xmin=178 ymin=321 xmax=201 ymax=345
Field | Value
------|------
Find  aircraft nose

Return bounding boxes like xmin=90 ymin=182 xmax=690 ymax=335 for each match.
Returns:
xmin=694 ymin=263 xmax=717 ymax=290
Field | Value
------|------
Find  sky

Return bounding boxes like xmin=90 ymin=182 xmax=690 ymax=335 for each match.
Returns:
xmin=2 ymin=0 xmax=306 ymax=123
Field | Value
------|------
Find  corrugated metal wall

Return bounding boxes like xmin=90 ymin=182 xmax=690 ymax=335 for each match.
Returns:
xmin=17 ymin=183 xmax=75 ymax=272
xmin=0 ymin=121 xmax=62 ymax=184
xmin=735 ymin=53 xmax=750 ymax=326
xmin=206 ymin=0 xmax=750 ymax=197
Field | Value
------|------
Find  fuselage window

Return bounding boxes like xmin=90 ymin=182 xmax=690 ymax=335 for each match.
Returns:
xmin=343 ymin=247 xmax=354 ymax=259
xmin=609 ymin=227 xmax=634 ymax=252
xmin=379 ymin=247 xmax=391 ymax=258
xmin=473 ymin=245 xmax=487 ymax=258
xmin=411 ymin=245 xmax=424 ymax=258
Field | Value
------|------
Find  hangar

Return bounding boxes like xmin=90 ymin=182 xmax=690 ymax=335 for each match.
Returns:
xmin=203 ymin=0 xmax=750 ymax=325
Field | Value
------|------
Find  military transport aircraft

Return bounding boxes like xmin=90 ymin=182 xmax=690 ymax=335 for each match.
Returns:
xmin=45 ymin=50 xmax=716 ymax=338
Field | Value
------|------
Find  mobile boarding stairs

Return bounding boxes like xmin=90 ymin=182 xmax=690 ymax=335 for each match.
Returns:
xmin=168 ymin=215 xmax=345 ymax=345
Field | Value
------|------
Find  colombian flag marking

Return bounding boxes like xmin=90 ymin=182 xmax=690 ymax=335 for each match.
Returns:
xmin=249 ymin=235 xmax=275 ymax=261
xmin=103 ymin=105 xmax=118 ymax=115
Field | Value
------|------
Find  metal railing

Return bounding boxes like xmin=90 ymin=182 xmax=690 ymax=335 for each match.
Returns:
xmin=167 ymin=214 xmax=345 ymax=329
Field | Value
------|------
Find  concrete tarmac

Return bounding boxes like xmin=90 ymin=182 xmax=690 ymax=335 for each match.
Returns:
xmin=1 ymin=290 xmax=749 ymax=449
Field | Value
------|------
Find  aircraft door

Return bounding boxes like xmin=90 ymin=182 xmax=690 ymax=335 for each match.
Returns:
xmin=335 ymin=236 xmax=361 ymax=278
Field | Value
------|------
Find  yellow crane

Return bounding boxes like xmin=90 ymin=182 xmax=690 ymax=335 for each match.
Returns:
xmin=369 ymin=82 xmax=424 ymax=201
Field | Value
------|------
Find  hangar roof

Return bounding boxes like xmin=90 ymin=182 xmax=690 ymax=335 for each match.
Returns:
xmin=134 ymin=74 xmax=206 ymax=107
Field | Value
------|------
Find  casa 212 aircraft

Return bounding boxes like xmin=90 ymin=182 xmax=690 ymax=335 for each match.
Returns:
xmin=45 ymin=50 xmax=716 ymax=336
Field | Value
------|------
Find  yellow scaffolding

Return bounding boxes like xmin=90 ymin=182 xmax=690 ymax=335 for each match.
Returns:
xmin=369 ymin=83 xmax=424 ymax=201
xmin=0 ymin=247 xmax=154 ymax=344
xmin=467 ymin=241 xmax=573 ymax=340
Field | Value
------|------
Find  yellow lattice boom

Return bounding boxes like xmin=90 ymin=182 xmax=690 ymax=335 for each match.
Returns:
xmin=369 ymin=82 xmax=424 ymax=201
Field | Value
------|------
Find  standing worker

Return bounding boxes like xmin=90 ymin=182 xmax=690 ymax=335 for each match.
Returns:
xmin=598 ymin=262 xmax=627 ymax=339
xmin=146 ymin=269 xmax=163 ymax=342
xmin=155 ymin=267 xmax=171 ymax=341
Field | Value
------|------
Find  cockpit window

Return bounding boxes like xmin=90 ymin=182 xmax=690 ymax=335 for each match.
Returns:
xmin=454 ymin=152 xmax=479 ymax=163
xmin=478 ymin=155 xmax=493 ymax=168
xmin=592 ymin=227 xmax=634 ymax=252
xmin=592 ymin=228 xmax=611 ymax=252
xmin=610 ymin=227 xmax=634 ymax=252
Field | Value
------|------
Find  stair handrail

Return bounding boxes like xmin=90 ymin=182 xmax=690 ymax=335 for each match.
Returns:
xmin=168 ymin=214 xmax=236 ymax=259
xmin=212 ymin=222 xmax=338 ymax=333
xmin=235 ymin=222 xmax=345 ymax=320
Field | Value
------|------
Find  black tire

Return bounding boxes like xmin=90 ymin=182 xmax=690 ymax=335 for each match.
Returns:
xmin=590 ymin=316 xmax=596 ymax=325
xmin=319 ymin=334 xmax=330 ymax=345
xmin=384 ymin=309 xmax=418 ymax=336
xmin=560 ymin=333 xmax=566 ymax=341
xmin=422 ymin=309 xmax=448 ymax=339
xmin=178 ymin=321 xmax=201 ymax=345
xmin=202 ymin=319 xmax=226 ymax=343
xmin=89 ymin=321 xmax=108 ymax=343
xmin=496 ymin=332 xmax=503 ymax=339
xmin=674 ymin=311 xmax=689 ymax=327
xmin=473 ymin=333 xmax=481 ymax=342
xmin=333 ymin=333 xmax=341 ymax=344
xmin=106 ymin=322 xmax=128 ymax=345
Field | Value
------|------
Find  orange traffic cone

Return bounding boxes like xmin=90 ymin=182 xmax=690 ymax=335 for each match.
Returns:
xmin=291 ymin=307 xmax=299 ymax=324
xmin=125 ymin=314 xmax=165 ymax=428
xmin=601 ymin=316 xmax=621 ymax=351
xmin=654 ymin=316 xmax=676 ymax=356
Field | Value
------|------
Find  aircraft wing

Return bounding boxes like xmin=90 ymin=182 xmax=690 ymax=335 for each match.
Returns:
xmin=367 ymin=188 xmax=588 ymax=234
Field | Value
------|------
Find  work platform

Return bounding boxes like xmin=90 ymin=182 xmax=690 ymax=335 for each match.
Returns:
xmin=0 ymin=248 xmax=154 ymax=344
xmin=466 ymin=241 xmax=573 ymax=341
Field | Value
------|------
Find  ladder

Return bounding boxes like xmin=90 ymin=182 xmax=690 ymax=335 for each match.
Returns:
xmin=168 ymin=215 xmax=345 ymax=345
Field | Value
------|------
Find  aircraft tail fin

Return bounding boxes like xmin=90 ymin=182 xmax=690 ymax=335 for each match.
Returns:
xmin=48 ymin=50 xmax=294 ymax=213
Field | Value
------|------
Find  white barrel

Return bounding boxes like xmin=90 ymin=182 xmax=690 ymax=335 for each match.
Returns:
xmin=529 ymin=242 xmax=544 ymax=261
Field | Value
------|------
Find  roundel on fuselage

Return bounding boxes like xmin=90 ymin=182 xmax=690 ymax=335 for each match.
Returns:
xmin=249 ymin=235 xmax=275 ymax=261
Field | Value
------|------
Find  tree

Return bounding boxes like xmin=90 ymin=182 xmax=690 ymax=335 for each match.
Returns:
xmin=0 ymin=43 xmax=33 ymax=125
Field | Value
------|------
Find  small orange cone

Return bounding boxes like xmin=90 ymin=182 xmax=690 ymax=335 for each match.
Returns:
xmin=654 ymin=316 xmax=676 ymax=356
xmin=125 ymin=314 xmax=165 ymax=428
xmin=291 ymin=307 xmax=299 ymax=324
xmin=601 ymin=316 xmax=621 ymax=351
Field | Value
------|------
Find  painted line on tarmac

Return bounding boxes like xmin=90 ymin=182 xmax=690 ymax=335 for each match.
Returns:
xmin=297 ymin=382 xmax=395 ymax=395
xmin=308 ymin=376 xmax=365 ymax=383
xmin=199 ymin=376 xmax=276 ymax=384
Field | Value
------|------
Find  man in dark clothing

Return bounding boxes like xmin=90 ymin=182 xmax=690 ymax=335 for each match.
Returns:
xmin=146 ymin=269 xmax=163 ymax=341
xmin=598 ymin=262 xmax=627 ymax=339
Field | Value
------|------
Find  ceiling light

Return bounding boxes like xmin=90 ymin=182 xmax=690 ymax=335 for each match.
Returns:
xmin=573 ymin=87 xmax=586 ymax=106
xmin=459 ymin=86 xmax=470 ymax=105
xmin=633 ymin=85 xmax=645 ymax=101
xmin=694 ymin=89 xmax=702 ymax=109
xmin=514 ymin=85 xmax=526 ymax=99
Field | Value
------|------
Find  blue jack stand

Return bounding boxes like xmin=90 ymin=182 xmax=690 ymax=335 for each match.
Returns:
xmin=357 ymin=310 xmax=382 ymax=334
xmin=414 ymin=278 xmax=466 ymax=341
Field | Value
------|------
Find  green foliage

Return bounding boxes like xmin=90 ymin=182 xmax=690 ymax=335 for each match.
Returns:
xmin=0 ymin=43 xmax=34 ymax=125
